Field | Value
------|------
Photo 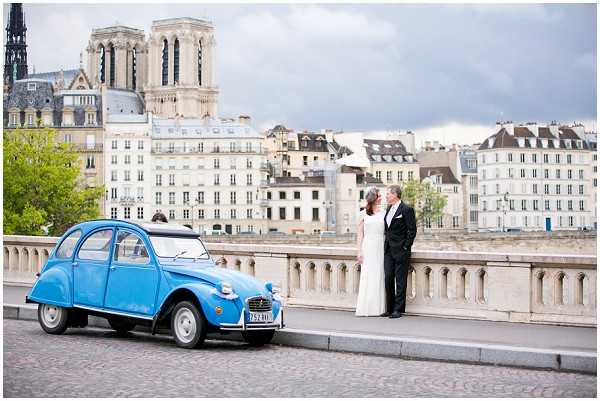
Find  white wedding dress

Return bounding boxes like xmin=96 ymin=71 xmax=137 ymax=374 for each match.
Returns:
xmin=355 ymin=209 xmax=386 ymax=316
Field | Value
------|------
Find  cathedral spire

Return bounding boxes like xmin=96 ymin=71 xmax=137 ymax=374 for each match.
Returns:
xmin=4 ymin=3 xmax=28 ymax=86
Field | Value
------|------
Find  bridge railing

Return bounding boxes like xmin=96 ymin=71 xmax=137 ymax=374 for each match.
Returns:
xmin=3 ymin=235 xmax=596 ymax=327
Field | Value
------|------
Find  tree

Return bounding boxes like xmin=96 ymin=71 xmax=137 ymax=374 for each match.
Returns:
xmin=3 ymin=128 xmax=104 ymax=236
xmin=400 ymin=179 xmax=447 ymax=232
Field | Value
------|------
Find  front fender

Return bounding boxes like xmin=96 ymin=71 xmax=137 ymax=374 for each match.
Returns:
xmin=27 ymin=263 xmax=72 ymax=308
xmin=162 ymin=282 xmax=243 ymax=327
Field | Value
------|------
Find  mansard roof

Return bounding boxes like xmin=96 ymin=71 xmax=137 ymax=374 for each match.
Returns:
xmin=420 ymin=166 xmax=460 ymax=185
xmin=296 ymin=133 xmax=328 ymax=152
xmin=28 ymin=68 xmax=80 ymax=87
xmin=478 ymin=127 xmax=589 ymax=151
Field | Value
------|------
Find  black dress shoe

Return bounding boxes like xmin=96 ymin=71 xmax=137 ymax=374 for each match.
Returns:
xmin=380 ymin=312 xmax=390 ymax=317
xmin=388 ymin=312 xmax=402 ymax=319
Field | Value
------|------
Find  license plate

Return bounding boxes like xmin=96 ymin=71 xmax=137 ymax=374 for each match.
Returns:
xmin=249 ymin=311 xmax=273 ymax=323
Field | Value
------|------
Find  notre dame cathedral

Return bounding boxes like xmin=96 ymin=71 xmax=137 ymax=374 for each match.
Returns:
xmin=86 ymin=17 xmax=219 ymax=119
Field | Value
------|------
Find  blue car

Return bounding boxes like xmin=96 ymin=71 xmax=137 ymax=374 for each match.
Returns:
xmin=26 ymin=220 xmax=284 ymax=348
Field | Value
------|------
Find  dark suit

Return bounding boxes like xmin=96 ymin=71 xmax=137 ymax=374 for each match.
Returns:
xmin=384 ymin=201 xmax=417 ymax=314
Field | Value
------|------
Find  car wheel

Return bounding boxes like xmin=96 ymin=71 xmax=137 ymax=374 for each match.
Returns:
xmin=37 ymin=303 xmax=69 ymax=334
xmin=171 ymin=301 xmax=207 ymax=349
xmin=242 ymin=329 xmax=275 ymax=346
xmin=108 ymin=317 xmax=136 ymax=335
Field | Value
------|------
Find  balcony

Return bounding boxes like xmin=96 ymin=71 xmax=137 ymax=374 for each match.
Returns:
xmin=73 ymin=144 xmax=103 ymax=153
xmin=118 ymin=196 xmax=136 ymax=206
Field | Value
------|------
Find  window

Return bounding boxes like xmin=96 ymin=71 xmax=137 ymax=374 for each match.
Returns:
xmin=303 ymin=156 xmax=308 ymax=166
xmin=532 ymin=184 xmax=538 ymax=194
xmin=168 ymin=174 xmax=175 ymax=186
xmin=246 ymin=191 xmax=253 ymax=204
xmin=214 ymin=174 xmax=220 ymax=185
xmin=568 ymin=170 xmax=573 ymax=179
xmin=86 ymin=156 xmax=95 ymax=169
xmin=111 ymin=207 xmax=118 ymax=219
xmin=521 ymin=200 xmax=527 ymax=211
xmin=533 ymin=200 xmax=539 ymax=210
xmin=569 ymin=216 xmax=574 ymax=227
xmin=246 ymin=174 xmax=253 ymax=185
xmin=267 ymin=192 xmax=272 ymax=200
xmin=214 ymin=192 xmax=220 ymax=204
xmin=482 ymin=201 xmax=487 ymax=211
xmin=532 ymin=169 xmax=537 ymax=178
xmin=230 ymin=192 xmax=237 ymax=205
xmin=124 ymin=207 xmax=131 ymax=219
xmin=183 ymin=209 xmax=190 ymax=219
xmin=496 ymin=200 xmax=501 ymax=211
xmin=124 ymin=171 xmax=130 ymax=182
xmin=544 ymin=184 xmax=549 ymax=194
xmin=452 ymin=216 xmax=459 ymax=228
xmin=532 ymin=154 xmax=537 ymax=163
xmin=408 ymin=171 xmax=414 ymax=180
xmin=567 ymin=154 xmax=572 ymax=164
xmin=55 ymin=230 xmax=82 ymax=259
xmin=579 ymin=169 xmax=584 ymax=180
xmin=124 ymin=155 xmax=131 ymax=165
xmin=555 ymin=184 xmax=560 ymax=195
xmin=111 ymin=188 xmax=118 ymax=200
xmin=162 ymin=39 xmax=169 ymax=85
xmin=198 ymin=209 xmax=205 ymax=219
xmin=294 ymin=207 xmax=301 ymax=220
xmin=183 ymin=192 xmax=190 ymax=205
xmin=580 ymin=200 xmax=585 ymax=211
xmin=155 ymin=192 xmax=162 ymax=205
xmin=111 ymin=171 xmax=118 ymax=182
xmin=230 ymin=174 xmax=236 ymax=185
xmin=508 ymin=153 xmax=513 ymax=162
xmin=520 ymin=153 xmax=525 ymax=163
xmin=312 ymin=208 xmax=319 ymax=221
xmin=279 ymin=207 xmax=286 ymax=220
xmin=279 ymin=191 xmax=286 ymax=200
xmin=567 ymin=184 xmax=572 ymax=195
xmin=555 ymin=154 xmax=560 ymax=164
xmin=138 ymin=155 xmax=144 ymax=165
xmin=545 ymin=200 xmax=550 ymax=210
xmin=246 ymin=209 xmax=253 ymax=219
xmin=509 ymin=199 xmax=515 ymax=210
xmin=312 ymin=191 xmax=319 ymax=200
xmin=156 ymin=174 xmax=162 ymax=186
xmin=579 ymin=185 xmax=584 ymax=195
xmin=556 ymin=169 xmax=561 ymax=179
xmin=266 ymin=207 xmax=272 ymax=220
xmin=386 ymin=171 xmax=393 ymax=183
xmin=169 ymin=192 xmax=175 ymax=205
xmin=543 ymin=154 xmax=549 ymax=163
xmin=77 ymin=229 xmax=113 ymax=261
xmin=496 ymin=184 xmax=500 ymax=194
xmin=568 ymin=200 xmax=573 ymax=211
xmin=214 ymin=159 xmax=220 ymax=169
xmin=138 ymin=170 xmax=144 ymax=181
xmin=138 ymin=140 xmax=144 ymax=150
xmin=230 ymin=209 xmax=236 ymax=219
xmin=557 ymin=200 xmax=562 ymax=211
xmin=125 ymin=140 xmax=131 ymax=150
xmin=375 ymin=171 xmax=381 ymax=181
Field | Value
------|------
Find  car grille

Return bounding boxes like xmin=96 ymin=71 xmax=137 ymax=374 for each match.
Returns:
xmin=247 ymin=297 xmax=272 ymax=312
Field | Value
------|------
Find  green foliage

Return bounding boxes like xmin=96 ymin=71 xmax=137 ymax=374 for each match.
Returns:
xmin=400 ymin=179 xmax=447 ymax=231
xmin=3 ymin=128 xmax=104 ymax=236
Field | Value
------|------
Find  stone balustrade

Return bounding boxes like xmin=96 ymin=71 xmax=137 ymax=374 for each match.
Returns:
xmin=3 ymin=235 xmax=596 ymax=326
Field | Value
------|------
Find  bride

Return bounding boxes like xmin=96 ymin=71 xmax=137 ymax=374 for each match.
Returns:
xmin=355 ymin=187 xmax=386 ymax=316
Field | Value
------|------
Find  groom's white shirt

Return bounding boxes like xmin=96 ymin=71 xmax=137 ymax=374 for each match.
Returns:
xmin=386 ymin=200 xmax=402 ymax=227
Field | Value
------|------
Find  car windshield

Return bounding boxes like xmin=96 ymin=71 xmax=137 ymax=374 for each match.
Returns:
xmin=149 ymin=236 xmax=209 ymax=260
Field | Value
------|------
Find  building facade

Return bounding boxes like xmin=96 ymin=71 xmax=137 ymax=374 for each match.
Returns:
xmin=477 ymin=122 xmax=594 ymax=232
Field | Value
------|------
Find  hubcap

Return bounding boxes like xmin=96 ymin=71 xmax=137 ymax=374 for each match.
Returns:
xmin=174 ymin=307 xmax=197 ymax=343
xmin=41 ymin=304 xmax=62 ymax=328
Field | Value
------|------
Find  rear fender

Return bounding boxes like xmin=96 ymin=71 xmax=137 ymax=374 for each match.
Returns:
xmin=27 ymin=261 xmax=72 ymax=308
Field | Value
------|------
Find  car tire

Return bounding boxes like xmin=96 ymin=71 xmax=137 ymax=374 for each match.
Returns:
xmin=242 ymin=329 xmax=275 ymax=346
xmin=171 ymin=301 xmax=207 ymax=349
xmin=108 ymin=317 xmax=136 ymax=335
xmin=37 ymin=303 xmax=69 ymax=335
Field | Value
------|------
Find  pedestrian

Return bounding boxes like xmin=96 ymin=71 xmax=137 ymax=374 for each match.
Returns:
xmin=151 ymin=211 xmax=168 ymax=223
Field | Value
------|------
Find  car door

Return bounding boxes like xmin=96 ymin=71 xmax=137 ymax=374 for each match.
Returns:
xmin=103 ymin=229 xmax=159 ymax=316
xmin=73 ymin=228 xmax=115 ymax=308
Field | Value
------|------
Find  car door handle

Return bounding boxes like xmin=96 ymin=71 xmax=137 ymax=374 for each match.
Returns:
xmin=109 ymin=265 xmax=116 ymax=271
xmin=72 ymin=262 xmax=79 ymax=267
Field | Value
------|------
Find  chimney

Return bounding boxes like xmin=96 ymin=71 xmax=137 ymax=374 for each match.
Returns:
xmin=238 ymin=115 xmax=251 ymax=124
xmin=526 ymin=121 xmax=538 ymax=137
xmin=324 ymin=129 xmax=334 ymax=143
xmin=571 ymin=123 xmax=585 ymax=139
xmin=504 ymin=121 xmax=514 ymax=136
xmin=549 ymin=121 xmax=559 ymax=138
xmin=433 ymin=140 xmax=440 ymax=149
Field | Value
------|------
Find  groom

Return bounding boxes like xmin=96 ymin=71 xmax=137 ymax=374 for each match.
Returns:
xmin=383 ymin=185 xmax=417 ymax=318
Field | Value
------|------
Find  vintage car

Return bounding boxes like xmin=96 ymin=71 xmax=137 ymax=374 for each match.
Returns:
xmin=26 ymin=220 xmax=284 ymax=348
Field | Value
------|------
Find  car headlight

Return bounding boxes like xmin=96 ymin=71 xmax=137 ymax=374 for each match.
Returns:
xmin=265 ymin=281 xmax=281 ymax=294
xmin=217 ymin=281 xmax=233 ymax=295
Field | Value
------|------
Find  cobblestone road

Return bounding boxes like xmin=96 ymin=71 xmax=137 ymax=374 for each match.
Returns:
xmin=4 ymin=319 xmax=596 ymax=397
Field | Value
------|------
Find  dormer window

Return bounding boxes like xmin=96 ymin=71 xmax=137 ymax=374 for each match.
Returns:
xmin=27 ymin=82 xmax=36 ymax=91
xmin=576 ymin=140 xmax=582 ymax=149
xmin=553 ymin=139 xmax=559 ymax=148
xmin=517 ymin=138 xmax=525 ymax=147
xmin=487 ymin=138 xmax=494 ymax=148
xmin=541 ymin=139 xmax=548 ymax=148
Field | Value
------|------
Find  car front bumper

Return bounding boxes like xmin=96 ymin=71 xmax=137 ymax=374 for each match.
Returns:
xmin=220 ymin=307 xmax=284 ymax=331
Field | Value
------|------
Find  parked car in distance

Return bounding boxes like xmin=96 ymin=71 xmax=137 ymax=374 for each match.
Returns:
xmin=268 ymin=231 xmax=286 ymax=236
xmin=26 ymin=220 xmax=284 ymax=349
xmin=238 ymin=231 xmax=257 ymax=235
xmin=203 ymin=229 xmax=229 ymax=236
xmin=319 ymin=231 xmax=337 ymax=241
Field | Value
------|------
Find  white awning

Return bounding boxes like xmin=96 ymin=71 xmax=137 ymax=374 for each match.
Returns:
xmin=335 ymin=154 xmax=371 ymax=168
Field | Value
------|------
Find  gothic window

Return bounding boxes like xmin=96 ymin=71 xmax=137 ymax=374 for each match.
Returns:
xmin=197 ymin=40 xmax=203 ymax=86
xmin=162 ymin=39 xmax=168 ymax=86
xmin=108 ymin=43 xmax=115 ymax=87
xmin=173 ymin=39 xmax=180 ymax=84
xmin=99 ymin=45 xmax=105 ymax=83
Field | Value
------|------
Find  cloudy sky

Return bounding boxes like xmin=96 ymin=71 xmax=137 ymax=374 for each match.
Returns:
xmin=3 ymin=3 xmax=597 ymax=145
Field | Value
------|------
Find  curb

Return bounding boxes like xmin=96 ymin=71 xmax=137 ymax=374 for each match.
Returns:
xmin=5 ymin=304 xmax=596 ymax=374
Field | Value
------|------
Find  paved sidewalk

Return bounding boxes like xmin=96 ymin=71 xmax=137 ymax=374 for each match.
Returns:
xmin=5 ymin=284 xmax=595 ymax=352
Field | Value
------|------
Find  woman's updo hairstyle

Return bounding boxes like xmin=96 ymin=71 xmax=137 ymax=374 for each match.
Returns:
xmin=365 ymin=187 xmax=380 ymax=216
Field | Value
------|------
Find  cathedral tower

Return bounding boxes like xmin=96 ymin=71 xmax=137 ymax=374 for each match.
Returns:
xmin=4 ymin=3 xmax=28 ymax=86
xmin=144 ymin=17 xmax=218 ymax=119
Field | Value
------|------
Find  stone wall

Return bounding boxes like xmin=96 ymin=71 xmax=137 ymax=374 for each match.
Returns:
xmin=4 ymin=235 xmax=596 ymax=327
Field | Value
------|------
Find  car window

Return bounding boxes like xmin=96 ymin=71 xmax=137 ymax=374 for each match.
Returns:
xmin=150 ymin=236 xmax=209 ymax=260
xmin=114 ymin=231 xmax=150 ymax=265
xmin=55 ymin=230 xmax=82 ymax=259
xmin=77 ymin=229 xmax=113 ymax=261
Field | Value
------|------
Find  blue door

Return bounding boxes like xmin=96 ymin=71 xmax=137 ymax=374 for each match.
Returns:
xmin=104 ymin=229 xmax=159 ymax=316
xmin=545 ymin=218 xmax=552 ymax=232
xmin=73 ymin=228 xmax=115 ymax=307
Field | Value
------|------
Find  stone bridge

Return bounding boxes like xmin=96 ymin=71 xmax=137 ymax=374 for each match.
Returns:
xmin=3 ymin=235 xmax=596 ymax=327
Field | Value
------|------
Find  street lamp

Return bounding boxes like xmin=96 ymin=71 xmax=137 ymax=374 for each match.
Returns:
xmin=190 ymin=198 xmax=200 ymax=232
